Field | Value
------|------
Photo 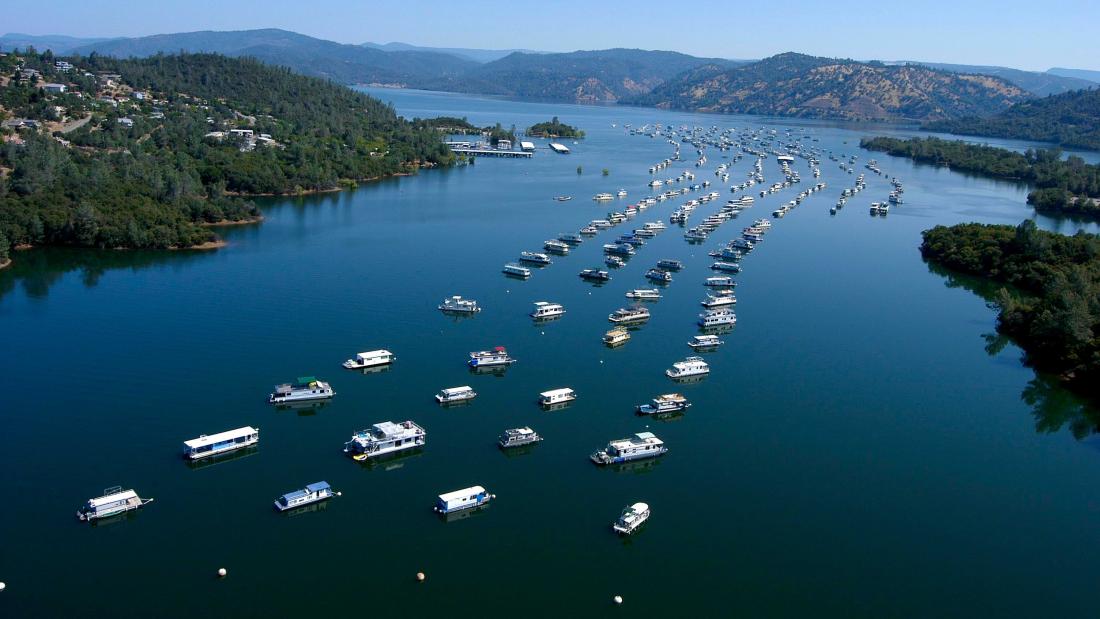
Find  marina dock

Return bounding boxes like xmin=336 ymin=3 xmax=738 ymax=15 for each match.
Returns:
xmin=446 ymin=142 xmax=533 ymax=158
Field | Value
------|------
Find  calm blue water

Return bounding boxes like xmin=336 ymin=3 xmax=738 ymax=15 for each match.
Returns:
xmin=2 ymin=89 xmax=1099 ymax=617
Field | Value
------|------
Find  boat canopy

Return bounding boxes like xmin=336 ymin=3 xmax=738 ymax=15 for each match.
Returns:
xmin=438 ymin=485 xmax=486 ymax=503
xmin=305 ymin=481 xmax=331 ymax=493
xmin=356 ymin=350 xmax=392 ymax=360
xmin=540 ymin=388 xmax=575 ymax=399
xmin=88 ymin=489 xmax=137 ymax=507
xmin=183 ymin=426 xmax=259 ymax=449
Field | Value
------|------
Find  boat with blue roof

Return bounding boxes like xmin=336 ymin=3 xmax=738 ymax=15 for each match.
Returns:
xmin=274 ymin=482 xmax=336 ymax=511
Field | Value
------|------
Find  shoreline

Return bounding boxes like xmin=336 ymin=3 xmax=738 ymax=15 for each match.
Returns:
xmin=173 ymin=240 xmax=228 ymax=251
xmin=226 ymin=171 xmax=418 ymax=198
xmin=201 ymin=215 xmax=265 ymax=227
xmin=0 ymin=258 xmax=10 ymax=270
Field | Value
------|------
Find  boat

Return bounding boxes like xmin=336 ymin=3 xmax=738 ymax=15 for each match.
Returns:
xmin=698 ymin=310 xmax=737 ymax=328
xmin=608 ymin=306 xmax=651 ymax=324
xmin=539 ymin=388 xmax=576 ymax=407
xmin=612 ymin=502 xmax=650 ymax=535
xmin=274 ymin=482 xmax=334 ymax=512
xmin=77 ymin=486 xmax=153 ymax=522
xmin=603 ymin=327 xmax=630 ymax=346
xmin=605 ymin=256 xmax=625 ymax=268
xmin=544 ymin=239 xmax=570 ymax=254
xmin=625 ymin=288 xmax=661 ymax=300
xmin=342 ymin=349 xmax=395 ymax=369
xmin=617 ymin=189 xmax=628 ymax=198
xmin=182 ymin=426 xmax=260 ymax=460
xmin=656 ymin=259 xmax=683 ymax=271
xmin=468 ymin=346 xmax=517 ymax=367
xmin=636 ymin=393 xmax=691 ymax=415
xmin=549 ymin=142 xmax=570 ymax=154
xmin=579 ymin=226 xmax=599 ymax=236
xmin=519 ymin=251 xmax=552 ymax=265
xmin=559 ymin=233 xmax=584 ymax=245
xmin=704 ymin=276 xmax=736 ymax=288
xmin=701 ymin=294 xmax=736 ymax=309
xmin=579 ymin=268 xmax=611 ymax=282
xmin=590 ymin=431 xmax=668 ymax=465
xmin=590 ymin=219 xmax=613 ymax=229
xmin=645 ymin=268 xmax=673 ymax=283
xmin=499 ymin=427 xmax=542 ymax=449
xmin=269 ymin=377 xmax=334 ymax=404
xmin=731 ymin=238 xmax=754 ymax=250
xmin=438 ymin=296 xmax=481 ymax=314
xmin=435 ymin=486 xmax=494 ymax=514
xmin=435 ymin=386 xmax=477 ymax=404
xmin=602 ymin=243 xmax=635 ymax=256
xmin=502 ymin=263 xmax=532 ymax=278
xmin=530 ymin=301 xmax=566 ymax=319
xmin=688 ymin=334 xmax=723 ymax=349
xmin=593 ymin=193 xmax=615 ymax=202
xmin=554 ymin=195 xmax=573 ymax=201
xmin=710 ymin=261 xmax=741 ymax=273
xmin=344 ymin=420 xmax=426 ymax=461
xmin=666 ymin=356 xmax=710 ymax=378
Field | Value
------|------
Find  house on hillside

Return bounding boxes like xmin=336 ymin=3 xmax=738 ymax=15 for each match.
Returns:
xmin=42 ymin=83 xmax=67 ymax=94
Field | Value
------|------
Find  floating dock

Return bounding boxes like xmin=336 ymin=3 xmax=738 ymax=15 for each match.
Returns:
xmin=446 ymin=142 xmax=532 ymax=158
xmin=549 ymin=143 xmax=570 ymax=154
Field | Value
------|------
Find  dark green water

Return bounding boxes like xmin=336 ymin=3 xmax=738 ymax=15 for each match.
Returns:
xmin=3 ymin=89 xmax=1100 ymax=617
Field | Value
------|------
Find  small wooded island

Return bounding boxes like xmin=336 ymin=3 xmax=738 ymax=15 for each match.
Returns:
xmin=862 ymin=137 xmax=1100 ymax=217
xmin=921 ymin=220 xmax=1100 ymax=400
xmin=0 ymin=51 xmax=454 ymax=259
xmin=526 ymin=117 xmax=584 ymax=138
xmin=413 ymin=116 xmax=517 ymax=146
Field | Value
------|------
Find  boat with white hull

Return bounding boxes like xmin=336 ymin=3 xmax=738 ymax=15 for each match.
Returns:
xmin=344 ymin=420 xmax=426 ymax=461
xmin=590 ymin=432 xmax=667 ymax=465
xmin=612 ymin=502 xmax=650 ymax=535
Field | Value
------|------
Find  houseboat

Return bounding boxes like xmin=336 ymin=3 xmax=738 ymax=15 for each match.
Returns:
xmin=544 ymin=239 xmax=570 ymax=254
xmin=636 ymin=393 xmax=691 ymax=415
xmin=76 ymin=486 xmax=153 ymax=522
xmin=605 ymin=256 xmax=625 ymax=268
xmin=269 ymin=377 xmax=334 ymax=404
xmin=593 ymin=192 xmax=615 ymax=201
xmin=608 ymin=306 xmax=651 ymax=324
xmin=344 ymin=420 xmax=426 ymax=461
xmin=612 ymin=502 xmax=651 ymax=535
xmin=539 ymin=388 xmax=576 ymax=406
xmin=590 ymin=431 xmax=668 ymax=465
xmin=710 ymin=261 xmax=741 ymax=273
xmin=342 ymin=349 xmax=395 ymax=369
xmin=701 ymin=294 xmax=736 ymax=309
xmin=625 ymin=288 xmax=661 ymax=300
xmin=666 ymin=357 xmax=710 ymax=378
xmin=579 ymin=268 xmax=611 ymax=282
xmin=602 ymin=243 xmax=635 ymax=256
xmin=559 ymin=232 xmax=584 ymax=245
xmin=182 ymin=426 xmax=260 ymax=460
xmin=274 ymin=482 xmax=335 ymax=512
xmin=438 ymin=296 xmax=481 ymax=314
xmin=530 ymin=301 xmax=566 ymax=320
xmin=502 ymin=263 xmax=532 ymax=278
xmin=688 ymin=334 xmax=724 ymax=349
xmin=519 ymin=251 xmax=552 ymax=265
xmin=435 ymin=386 xmax=477 ymax=404
xmin=435 ymin=486 xmax=494 ymax=514
xmin=646 ymin=268 xmax=673 ymax=283
xmin=704 ymin=276 xmax=736 ymax=288
xmin=499 ymin=427 xmax=542 ymax=449
xmin=656 ymin=259 xmax=683 ymax=271
xmin=699 ymin=309 xmax=737 ymax=328
xmin=603 ymin=327 xmax=631 ymax=346
xmin=468 ymin=346 xmax=517 ymax=367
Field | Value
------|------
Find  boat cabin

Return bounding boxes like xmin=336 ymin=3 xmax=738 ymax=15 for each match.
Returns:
xmin=436 ymin=485 xmax=493 ymax=514
xmin=182 ymin=426 xmax=260 ymax=460
xmin=539 ymin=388 xmax=576 ymax=406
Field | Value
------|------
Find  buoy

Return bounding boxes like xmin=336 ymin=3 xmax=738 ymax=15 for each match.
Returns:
xmin=613 ymin=595 xmax=623 ymax=605
xmin=336 ymin=491 xmax=342 ymax=497
xmin=416 ymin=572 xmax=426 ymax=582
xmin=0 ymin=582 xmax=6 ymax=592
xmin=217 ymin=568 xmax=227 ymax=578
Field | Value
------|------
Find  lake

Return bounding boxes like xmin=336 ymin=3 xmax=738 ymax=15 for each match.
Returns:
xmin=2 ymin=88 xmax=1099 ymax=617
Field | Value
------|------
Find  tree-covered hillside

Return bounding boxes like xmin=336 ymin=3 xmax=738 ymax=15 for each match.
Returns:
xmin=924 ymin=88 xmax=1100 ymax=151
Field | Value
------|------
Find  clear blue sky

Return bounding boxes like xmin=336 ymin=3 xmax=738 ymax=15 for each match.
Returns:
xmin=6 ymin=0 xmax=1098 ymax=71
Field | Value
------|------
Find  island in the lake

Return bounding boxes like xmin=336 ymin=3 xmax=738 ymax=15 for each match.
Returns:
xmin=525 ymin=117 xmax=584 ymax=139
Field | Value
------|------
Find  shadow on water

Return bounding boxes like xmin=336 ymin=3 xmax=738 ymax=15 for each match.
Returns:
xmin=925 ymin=260 xmax=1100 ymax=439
xmin=0 ymin=246 xmax=216 ymax=304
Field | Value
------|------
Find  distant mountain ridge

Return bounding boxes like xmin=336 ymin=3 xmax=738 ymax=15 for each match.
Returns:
xmin=631 ymin=52 xmax=1030 ymax=122
xmin=361 ymin=41 xmax=544 ymax=63
xmin=924 ymin=87 xmax=1100 ymax=150
xmin=0 ymin=32 xmax=115 ymax=54
xmin=887 ymin=60 xmax=1094 ymax=96
xmin=1048 ymin=67 xmax=1100 ymax=84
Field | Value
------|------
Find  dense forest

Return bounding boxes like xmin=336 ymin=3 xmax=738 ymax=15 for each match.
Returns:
xmin=0 ymin=52 xmax=453 ymax=255
xmin=921 ymin=221 xmax=1100 ymax=399
xmin=525 ymin=117 xmax=584 ymax=138
xmin=861 ymin=137 xmax=1100 ymax=217
xmin=924 ymin=88 xmax=1100 ymax=151
xmin=412 ymin=116 xmax=516 ymax=145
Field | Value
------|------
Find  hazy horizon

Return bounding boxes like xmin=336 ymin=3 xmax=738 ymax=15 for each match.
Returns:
xmin=3 ymin=0 xmax=1098 ymax=72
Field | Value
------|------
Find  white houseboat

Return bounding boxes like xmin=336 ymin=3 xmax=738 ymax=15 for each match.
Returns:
xmin=468 ymin=346 xmax=517 ymax=368
xmin=688 ymin=334 xmax=724 ymax=349
xmin=612 ymin=502 xmax=651 ymax=535
xmin=342 ymin=349 xmax=395 ymax=370
xmin=666 ymin=357 xmax=710 ymax=378
xmin=590 ymin=431 xmax=668 ymax=465
xmin=530 ymin=301 xmax=566 ymax=319
xmin=77 ymin=486 xmax=153 ymax=522
xmin=182 ymin=426 xmax=260 ymax=460
xmin=438 ymin=296 xmax=481 ymax=314
xmin=499 ymin=427 xmax=543 ymax=449
xmin=269 ymin=377 xmax=334 ymax=404
xmin=274 ymin=481 xmax=335 ymax=512
xmin=436 ymin=386 xmax=477 ymax=404
xmin=435 ymin=485 xmax=494 ymax=514
xmin=698 ymin=310 xmax=737 ymax=328
xmin=344 ymin=420 xmax=426 ymax=461
xmin=636 ymin=393 xmax=691 ymax=415
xmin=502 ymin=263 xmax=532 ymax=278
xmin=603 ymin=327 xmax=631 ymax=346
xmin=539 ymin=388 xmax=576 ymax=406
xmin=625 ymin=288 xmax=661 ymax=300
xmin=608 ymin=306 xmax=651 ymax=324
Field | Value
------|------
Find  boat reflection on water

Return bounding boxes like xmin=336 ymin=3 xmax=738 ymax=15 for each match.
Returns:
xmin=647 ymin=410 xmax=687 ymax=423
xmin=540 ymin=401 xmax=574 ymax=412
xmin=499 ymin=443 xmax=538 ymax=458
xmin=354 ymin=447 xmax=424 ymax=471
xmin=274 ymin=399 xmax=330 ymax=415
xmin=185 ymin=445 xmax=258 ymax=470
xmin=698 ymin=324 xmax=735 ymax=337
xmin=356 ymin=365 xmax=392 ymax=376
xmin=606 ymin=458 xmax=662 ymax=475
xmin=437 ymin=504 xmax=490 ymax=523
xmin=87 ymin=510 xmax=142 ymax=527
xmin=279 ymin=500 xmax=330 ymax=518
xmin=669 ymin=374 xmax=707 ymax=386
xmin=468 ymin=364 xmax=510 ymax=378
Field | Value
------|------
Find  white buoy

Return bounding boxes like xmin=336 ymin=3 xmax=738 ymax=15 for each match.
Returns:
xmin=0 ymin=582 xmax=6 ymax=592
xmin=613 ymin=595 xmax=623 ymax=604
xmin=336 ymin=491 xmax=342 ymax=497
xmin=416 ymin=572 xmax=426 ymax=582
xmin=217 ymin=568 xmax=227 ymax=578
